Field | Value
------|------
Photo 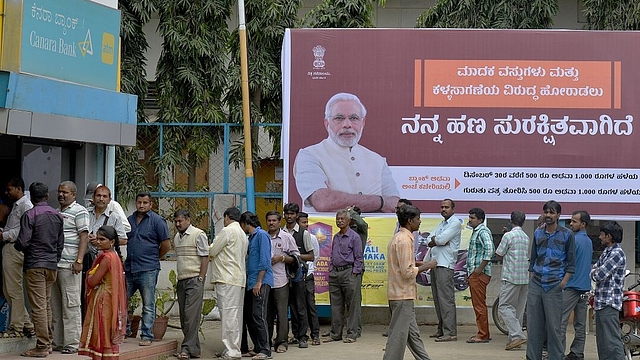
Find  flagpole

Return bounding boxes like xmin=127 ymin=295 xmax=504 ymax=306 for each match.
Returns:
xmin=238 ymin=0 xmax=255 ymax=213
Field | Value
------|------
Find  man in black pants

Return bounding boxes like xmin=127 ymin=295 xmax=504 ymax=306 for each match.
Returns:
xmin=297 ymin=212 xmax=321 ymax=345
xmin=282 ymin=203 xmax=315 ymax=348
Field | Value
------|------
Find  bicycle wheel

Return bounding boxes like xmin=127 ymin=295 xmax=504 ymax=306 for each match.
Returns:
xmin=492 ymin=297 xmax=509 ymax=335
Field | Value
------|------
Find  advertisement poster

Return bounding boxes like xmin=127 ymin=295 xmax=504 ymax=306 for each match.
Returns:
xmin=282 ymin=29 xmax=640 ymax=219
xmin=309 ymin=215 xmax=473 ymax=307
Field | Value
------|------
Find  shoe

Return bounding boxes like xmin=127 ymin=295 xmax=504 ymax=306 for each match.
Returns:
xmin=564 ymin=352 xmax=582 ymax=360
xmin=505 ymin=338 xmax=527 ymax=350
xmin=382 ymin=330 xmax=389 ymax=337
xmin=311 ymin=338 xmax=321 ymax=346
xmin=139 ymin=339 xmax=153 ymax=346
xmin=343 ymin=337 xmax=356 ymax=343
xmin=21 ymin=348 xmax=48 ymax=358
xmin=429 ymin=332 xmax=443 ymax=338
xmin=321 ymin=330 xmax=332 ymax=337
xmin=287 ymin=338 xmax=299 ymax=345
xmin=466 ymin=337 xmax=490 ymax=343
xmin=298 ymin=339 xmax=308 ymax=348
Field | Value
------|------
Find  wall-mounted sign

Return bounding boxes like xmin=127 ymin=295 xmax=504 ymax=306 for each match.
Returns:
xmin=21 ymin=0 xmax=120 ymax=91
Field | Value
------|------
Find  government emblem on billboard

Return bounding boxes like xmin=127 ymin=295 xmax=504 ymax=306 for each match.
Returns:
xmin=312 ymin=45 xmax=326 ymax=68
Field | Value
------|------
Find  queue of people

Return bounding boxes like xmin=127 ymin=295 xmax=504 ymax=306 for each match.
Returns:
xmin=0 ymin=177 xmax=629 ymax=360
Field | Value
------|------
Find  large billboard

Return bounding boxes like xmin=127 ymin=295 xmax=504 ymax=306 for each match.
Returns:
xmin=282 ymin=29 xmax=640 ymax=219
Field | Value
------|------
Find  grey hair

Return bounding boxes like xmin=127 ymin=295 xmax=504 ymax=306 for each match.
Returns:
xmin=336 ymin=209 xmax=351 ymax=220
xmin=59 ymin=181 xmax=77 ymax=193
xmin=324 ymin=92 xmax=367 ymax=119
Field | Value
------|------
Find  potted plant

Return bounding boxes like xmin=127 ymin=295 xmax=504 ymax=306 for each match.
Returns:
xmin=127 ymin=292 xmax=142 ymax=338
xmin=153 ymin=269 xmax=177 ymax=340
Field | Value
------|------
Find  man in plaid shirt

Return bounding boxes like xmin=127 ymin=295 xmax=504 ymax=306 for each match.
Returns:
xmin=591 ymin=220 xmax=626 ymax=360
xmin=465 ymin=207 xmax=494 ymax=343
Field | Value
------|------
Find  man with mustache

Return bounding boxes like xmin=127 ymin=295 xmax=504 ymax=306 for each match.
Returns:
xmin=293 ymin=92 xmax=399 ymax=213
xmin=526 ymin=200 xmax=575 ymax=360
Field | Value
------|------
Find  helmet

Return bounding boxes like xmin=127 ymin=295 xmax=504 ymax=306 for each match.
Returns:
xmin=286 ymin=254 xmax=305 ymax=283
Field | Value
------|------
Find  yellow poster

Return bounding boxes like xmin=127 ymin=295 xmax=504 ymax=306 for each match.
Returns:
xmin=310 ymin=215 xmax=473 ymax=307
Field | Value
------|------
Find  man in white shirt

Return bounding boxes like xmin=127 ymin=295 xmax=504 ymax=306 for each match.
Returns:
xmin=427 ymin=199 xmax=461 ymax=342
xmin=293 ymin=92 xmax=399 ymax=213
xmin=209 ymin=207 xmax=249 ymax=360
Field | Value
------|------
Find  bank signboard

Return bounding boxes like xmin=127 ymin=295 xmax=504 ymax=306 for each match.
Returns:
xmin=20 ymin=0 xmax=120 ymax=91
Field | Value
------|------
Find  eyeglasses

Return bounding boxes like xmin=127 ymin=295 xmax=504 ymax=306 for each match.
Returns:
xmin=331 ymin=114 xmax=363 ymax=123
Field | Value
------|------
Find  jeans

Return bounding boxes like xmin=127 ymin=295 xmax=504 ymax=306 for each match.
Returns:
xmin=126 ymin=269 xmax=159 ymax=341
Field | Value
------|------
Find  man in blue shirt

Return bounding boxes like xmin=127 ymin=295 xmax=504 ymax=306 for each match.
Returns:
xmin=561 ymin=211 xmax=593 ymax=360
xmin=591 ymin=221 xmax=626 ymax=360
xmin=239 ymin=212 xmax=273 ymax=360
xmin=125 ymin=192 xmax=171 ymax=346
xmin=527 ymin=200 xmax=576 ymax=360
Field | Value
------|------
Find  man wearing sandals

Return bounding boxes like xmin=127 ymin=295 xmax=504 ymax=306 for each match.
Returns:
xmin=465 ymin=208 xmax=494 ymax=344
xmin=210 ymin=207 xmax=248 ymax=360
xmin=323 ymin=209 xmax=363 ymax=344
xmin=16 ymin=182 xmax=65 ymax=357
xmin=0 ymin=177 xmax=35 ymax=339
xmin=383 ymin=205 xmax=434 ymax=360
xmin=52 ymin=181 xmax=89 ymax=354
xmin=427 ymin=199 xmax=461 ymax=342
xmin=173 ymin=210 xmax=209 ymax=360
xmin=239 ymin=212 xmax=273 ymax=360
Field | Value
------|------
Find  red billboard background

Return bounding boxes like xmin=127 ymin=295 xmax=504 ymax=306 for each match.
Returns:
xmin=282 ymin=29 xmax=640 ymax=218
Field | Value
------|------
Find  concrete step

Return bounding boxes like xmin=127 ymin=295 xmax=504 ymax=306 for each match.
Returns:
xmin=0 ymin=338 xmax=177 ymax=360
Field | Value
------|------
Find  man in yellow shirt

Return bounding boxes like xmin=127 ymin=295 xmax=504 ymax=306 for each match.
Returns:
xmin=383 ymin=205 xmax=435 ymax=360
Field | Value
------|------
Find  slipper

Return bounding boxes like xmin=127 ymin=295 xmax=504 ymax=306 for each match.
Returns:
xmin=139 ymin=340 xmax=153 ymax=346
xmin=322 ymin=337 xmax=341 ymax=343
xmin=287 ymin=338 xmax=299 ymax=345
xmin=429 ymin=332 xmax=443 ymax=338
xmin=174 ymin=352 xmax=189 ymax=360
xmin=21 ymin=349 xmax=48 ymax=358
xmin=434 ymin=336 xmax=457 ymax=342
xmin=321 ymin=330 xmax=332 ymax=337
xmin=241 ymin=351 xmax=257 ymax=357
xmin=61 ymin=346 xmax=78 ymax=354
xmin=343 ymin=337 xmax=357 ymax=343
xmin=251 ymin=354 xmax=272 ymax=360
xmin=466 ymin=337 xmax=490 ymax=343
xmin=276 ymin=344 xmax=287 ymax=353
xmin=191 ymin=355 xmax=201 ymax=359
xmin=311 ymin=338 xmax=321 ymax=346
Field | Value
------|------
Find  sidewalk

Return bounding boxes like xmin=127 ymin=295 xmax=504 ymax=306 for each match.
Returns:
xmin=3 ymin=321 xmax=600 ymax=359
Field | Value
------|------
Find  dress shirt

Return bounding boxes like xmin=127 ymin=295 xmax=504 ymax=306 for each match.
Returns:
xmin=125 ymin=210 xmax=170 ymax=274
xmin=2 ymin=194 xmax=33 ymax=242
xmin=529 ymin=225 xmax=576 ymax=292
xmin=467 ymin=223 xmax=495 ymax=276
xmin=591 ymin=244 xmax=626 ymax=311
xmin=495 ymin=226 xmax=529 ymax=285
xmin=210 ymin=221 xmax=249 ymax=288
xmin=270 ymin=229 xmax=299 ymax=289
xmin=387 ymin=227 xmax=419 ymax=301
xmin=565 ymin=230 xmax=593 ymax=292
xmin=428 ymin=214 xmax=462 ymax=269
xmin=294 ymin=138 xmax=399 ymax=212
xmin=246 ymin=227 xmax=274 ymax=290
xmin=329 ymin=228 xmax=363 ymax=274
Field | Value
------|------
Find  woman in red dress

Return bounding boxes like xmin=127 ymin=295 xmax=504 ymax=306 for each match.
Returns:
xmin=79 ymin=226 xmax=127 ymax=360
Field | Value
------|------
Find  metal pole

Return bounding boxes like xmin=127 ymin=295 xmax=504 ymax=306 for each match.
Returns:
xmin=238 ymin=0 xmax=255 ymax=213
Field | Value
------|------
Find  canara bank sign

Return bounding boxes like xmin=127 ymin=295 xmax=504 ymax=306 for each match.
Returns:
xmin=20 ymin=0 xmax=120 ymax=91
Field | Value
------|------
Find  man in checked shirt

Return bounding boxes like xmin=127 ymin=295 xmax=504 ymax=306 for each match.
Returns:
xmin=591 ymin=220 xmax=626 ymax=360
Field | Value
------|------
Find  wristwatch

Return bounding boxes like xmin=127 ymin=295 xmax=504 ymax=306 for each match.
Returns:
xmin=197 ymin=276 xmax=204 ymax=282
xmin=75 ymin=258 xmax=83 ymax=265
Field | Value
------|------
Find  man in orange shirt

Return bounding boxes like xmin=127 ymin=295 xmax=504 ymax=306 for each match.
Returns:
xmin=383 ymin=205 xmax=435 ymax=360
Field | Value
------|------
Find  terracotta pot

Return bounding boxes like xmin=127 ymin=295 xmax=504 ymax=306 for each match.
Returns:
xmin=128 ymin=315 xmax=141 ymax=338
xmin=152 ymin=316 xmax=169 ymax=340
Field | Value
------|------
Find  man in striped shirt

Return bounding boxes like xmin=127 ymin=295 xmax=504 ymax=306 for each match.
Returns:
xmin=383 ymin=205 xmax=434 ymax=360
xmin=495 ymin=211 xmax=529 ymax=350
xmin=591 ymin=220 xmax=626 ymax=360
xmin=53 ymin=181 xmax=89 ymax=354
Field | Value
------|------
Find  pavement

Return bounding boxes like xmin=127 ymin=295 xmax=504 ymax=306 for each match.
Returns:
xmin=2 ymin=320 xmax=601 ymax=359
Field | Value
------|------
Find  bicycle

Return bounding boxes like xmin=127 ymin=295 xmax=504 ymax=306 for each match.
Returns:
xmin=492 ymin=297 xmax=526 ymax=335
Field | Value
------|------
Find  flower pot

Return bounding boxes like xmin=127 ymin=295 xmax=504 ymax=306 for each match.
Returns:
xmin=128 ymin=315 xmax=141 ymax=338
xmin=152 ymin=316 xmax=169 ymax=340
